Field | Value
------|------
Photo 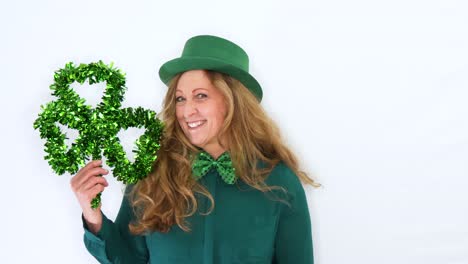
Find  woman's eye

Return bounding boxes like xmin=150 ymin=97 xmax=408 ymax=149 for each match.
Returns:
xmin=196 ymin=93 xmax=207 ymax=99
xmin=175 ymin=96 xmax=185 ymax=103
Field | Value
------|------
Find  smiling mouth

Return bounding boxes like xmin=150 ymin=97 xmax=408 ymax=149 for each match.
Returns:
xmin=187 ymin=120 xmax=206 ymax=129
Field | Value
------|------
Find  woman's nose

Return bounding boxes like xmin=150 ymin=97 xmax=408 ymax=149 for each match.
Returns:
xmin=183 ymin=100 xmax=197 ymax=118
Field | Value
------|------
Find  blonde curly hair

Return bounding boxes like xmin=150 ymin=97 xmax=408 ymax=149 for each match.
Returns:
xmin=129 ymin=70 xmax=318 ymax=234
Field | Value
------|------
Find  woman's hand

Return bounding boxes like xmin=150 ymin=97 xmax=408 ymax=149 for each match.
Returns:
xmin=70 ymin=160 xmax=109 ymax=234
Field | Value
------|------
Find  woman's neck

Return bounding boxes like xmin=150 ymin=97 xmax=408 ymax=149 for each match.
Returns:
xmin=201 ymin=145 xmax=227 ymax=160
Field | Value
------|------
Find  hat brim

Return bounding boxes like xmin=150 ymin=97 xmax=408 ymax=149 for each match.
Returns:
xmin=159 ymin=56 xmax=263 ymax=101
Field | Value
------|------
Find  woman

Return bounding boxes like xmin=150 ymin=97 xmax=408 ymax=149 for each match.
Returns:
xmin=71 ymin=35 xmax=318 ymax=264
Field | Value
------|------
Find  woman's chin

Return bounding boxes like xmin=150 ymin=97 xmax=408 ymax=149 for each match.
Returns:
xmin=188 ymin=139 xmax=205 ymax=149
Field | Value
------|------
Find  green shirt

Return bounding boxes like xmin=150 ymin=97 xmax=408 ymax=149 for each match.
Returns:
xmin=83 ymin=162 xmax=314 ymax=263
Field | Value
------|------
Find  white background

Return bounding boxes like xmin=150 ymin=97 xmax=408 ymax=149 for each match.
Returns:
xmin=1 ymin=0 xmax=467 ymax=263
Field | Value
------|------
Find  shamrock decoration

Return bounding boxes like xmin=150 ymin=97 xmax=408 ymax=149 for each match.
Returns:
xmin=33 ymin=61 xmax=164 ymax=208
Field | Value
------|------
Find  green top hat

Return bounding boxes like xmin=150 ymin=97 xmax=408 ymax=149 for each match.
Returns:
xmin=159 ymin=35 xmax=263 ymax=101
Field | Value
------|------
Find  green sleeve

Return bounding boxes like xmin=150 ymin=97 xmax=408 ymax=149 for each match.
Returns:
xmin=82 ymin=185 xmax=149 ymax=263
xmin=273 ymin=166 xmax=314 ymax=263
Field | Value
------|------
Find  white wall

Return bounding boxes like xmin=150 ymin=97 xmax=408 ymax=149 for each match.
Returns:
xmin=1 ymin=0 xmax=467 ymax=263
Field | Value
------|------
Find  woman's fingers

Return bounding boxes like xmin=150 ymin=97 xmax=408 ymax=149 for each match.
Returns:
xmin=78 ymin=160 xmax=102 ymax=176
xmin=88 ymin=184 xmax=106 ymax=200
xmin=80 ymin=175 xmax=109 ymax=193
xmin=70 ymin=160 xmax=106 ymax=232
xmin=70 ymin=160 xmax=108 ymax=190
xmin=70 ymin=160 xmax=110 ymax=207
xmin=78 ymin=167 xmax=109 ymax=186
xmin=70 ymin=160 xmax=99 ymax=187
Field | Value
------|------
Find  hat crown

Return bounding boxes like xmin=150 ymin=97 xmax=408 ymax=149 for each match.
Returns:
xmin=181 ymin=35 xmax=249 ymax=71
xmin=159 ymin=35 xmax=263 ymax=101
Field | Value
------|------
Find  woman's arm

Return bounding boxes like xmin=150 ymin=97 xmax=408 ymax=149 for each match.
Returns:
xmin=273 ymin=165 xmax=314 ymax=264
xmin=82 ymin=185 xmax=149 ymax=264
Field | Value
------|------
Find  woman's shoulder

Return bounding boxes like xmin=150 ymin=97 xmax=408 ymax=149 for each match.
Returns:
xmin=265 ymin=161 xmax=304 ymax=192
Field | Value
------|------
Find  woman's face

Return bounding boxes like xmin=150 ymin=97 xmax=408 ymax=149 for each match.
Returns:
xmin=175 ymin=70 xmax=227 ymax=157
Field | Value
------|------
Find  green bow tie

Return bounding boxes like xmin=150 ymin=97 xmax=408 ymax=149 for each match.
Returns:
xmin=192 ymin=151 xmax=237 ymax=184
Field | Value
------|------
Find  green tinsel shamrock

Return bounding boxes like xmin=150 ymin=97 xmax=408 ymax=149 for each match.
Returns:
xmin=33 ymin=61 xmax=164 ymax=208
